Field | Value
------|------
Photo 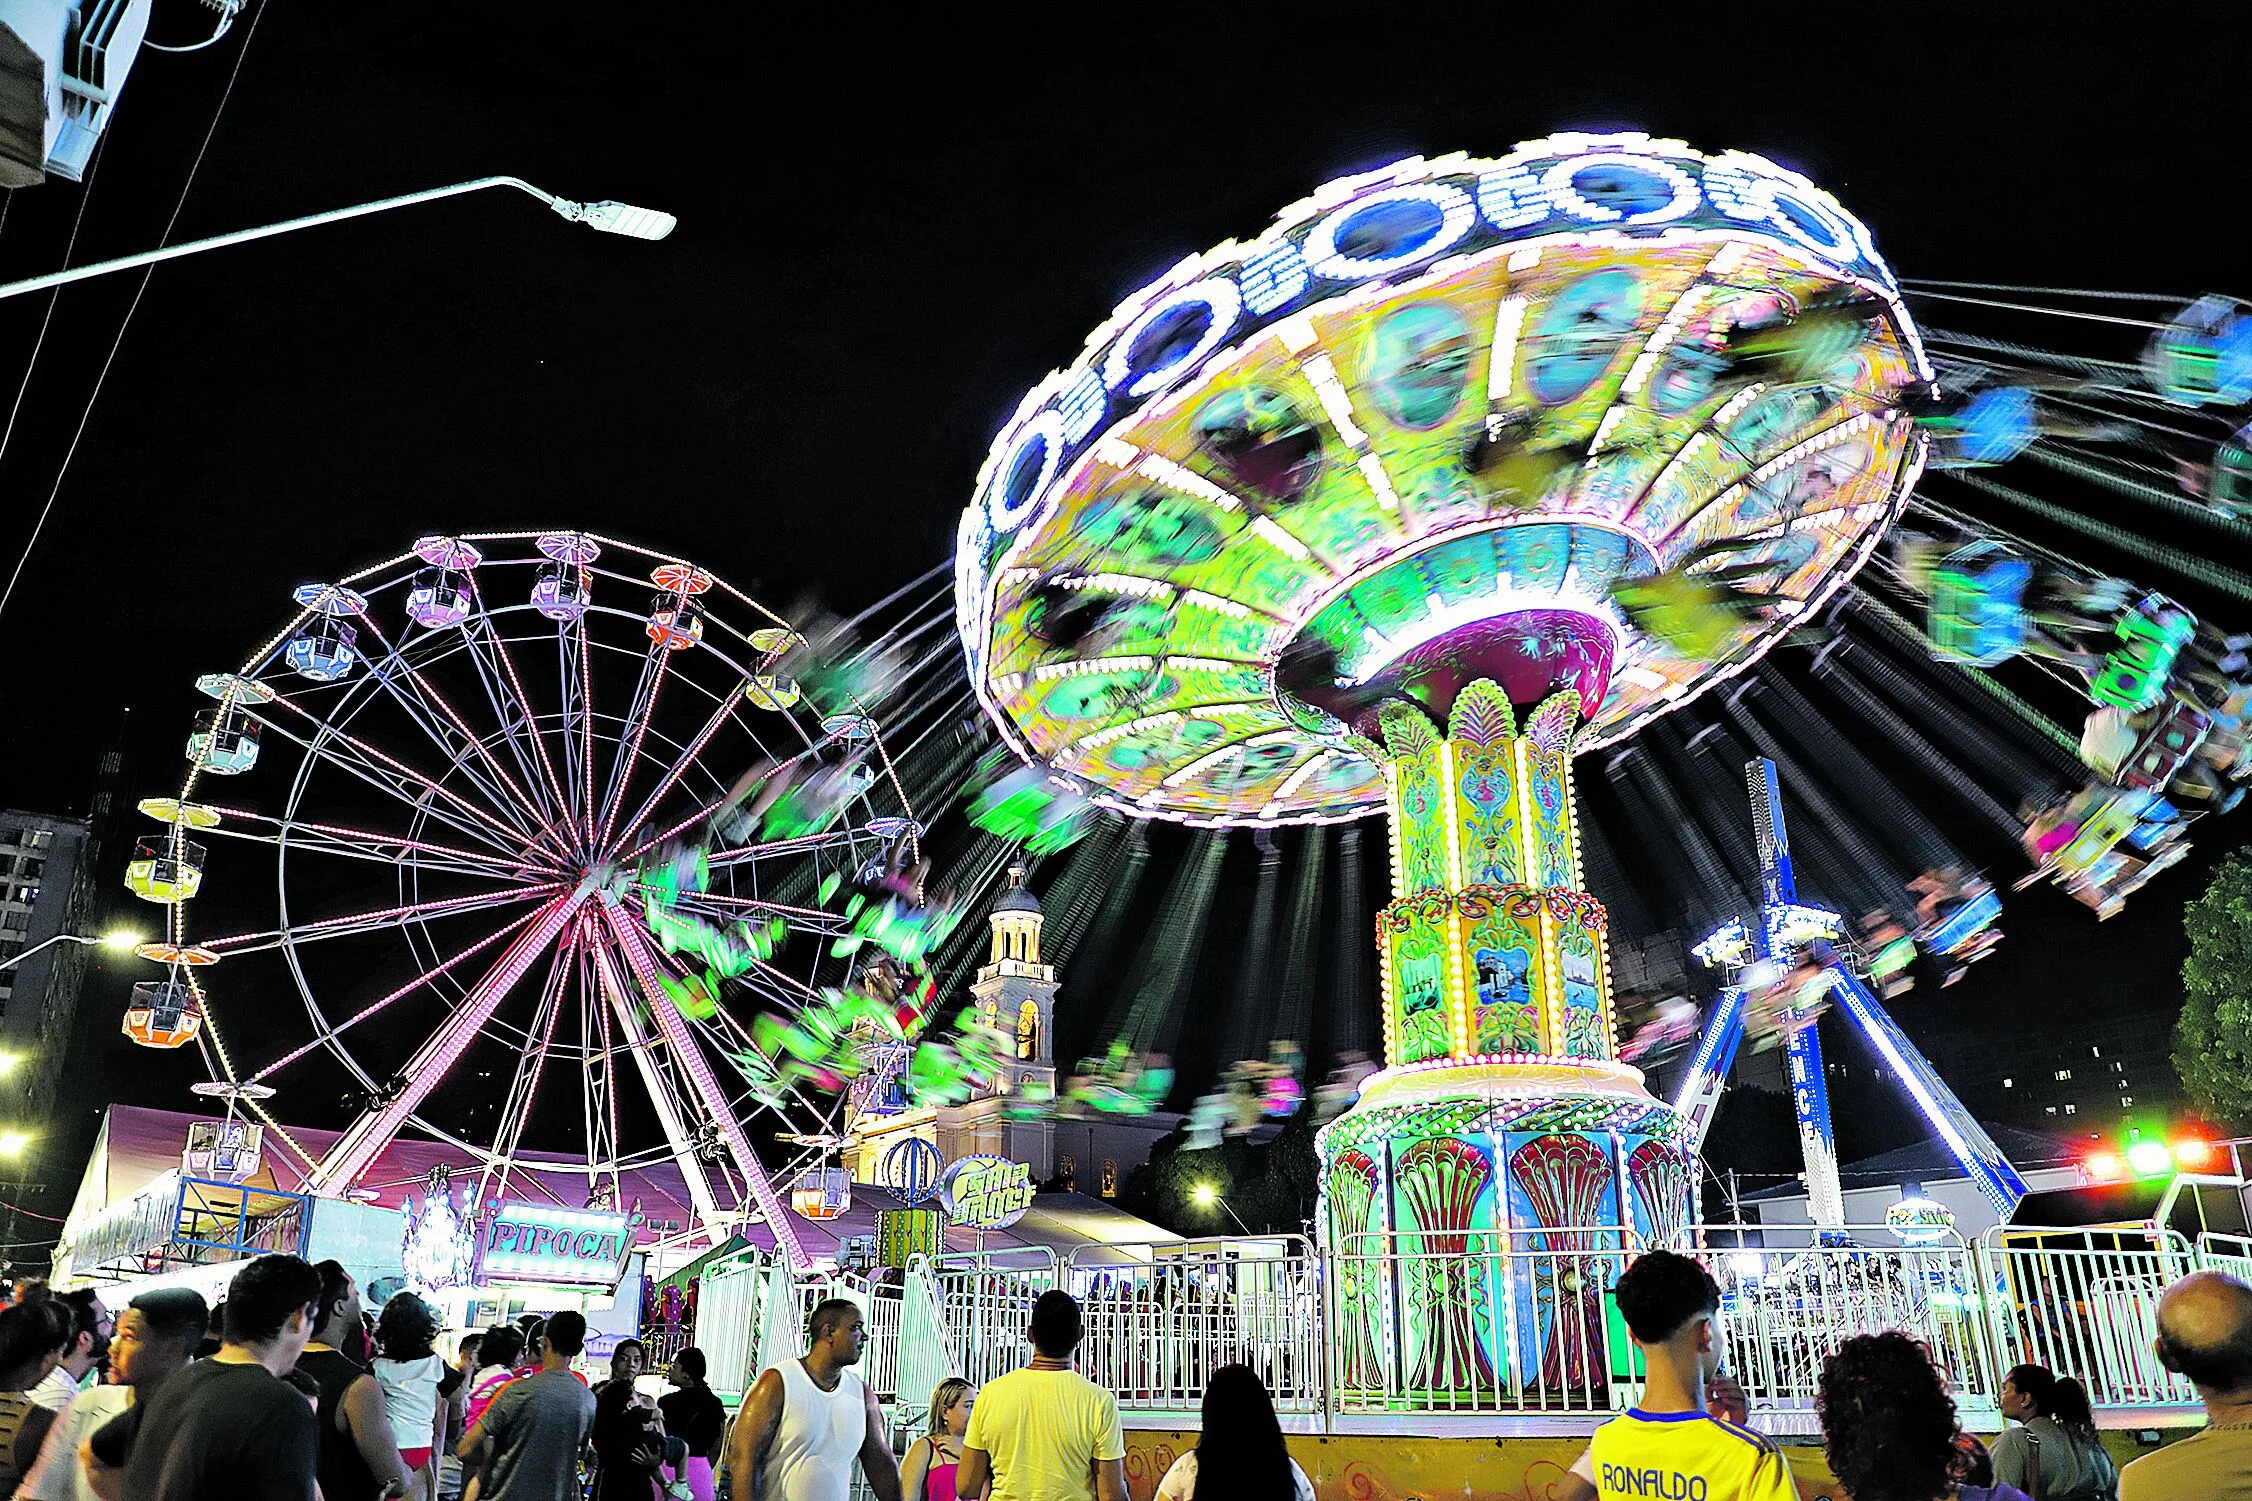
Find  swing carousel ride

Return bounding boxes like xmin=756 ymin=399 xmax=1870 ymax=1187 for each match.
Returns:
xmin=951 ymin=131 xmax=2252 ymax=1396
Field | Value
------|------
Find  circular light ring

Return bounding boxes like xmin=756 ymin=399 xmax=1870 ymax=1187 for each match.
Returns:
xmin=1302 ymin=183 xmax=1478 ymax=279
xmin=1101 ymin=278 xmax=1245 ymax=401
xmin=1540 ymin=153 xmax=1699 ymax=226
xmin=1760 ymin=180 xmax=1863 ymax=263
xmin=985 ymin=409 xmax=1066 ymax=533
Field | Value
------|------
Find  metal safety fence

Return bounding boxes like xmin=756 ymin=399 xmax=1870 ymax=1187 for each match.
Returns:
xmin=1690 ymin=1225 xmax=1998 ymax=1430
xmin=692 ymin=1224 xmax=2242 ymax=1428
xmin=1328 ymin=1228 xmax=1639 ymax=1416
xmin=1067 ymin=1239 xmax=1324 ymax=1413
xmin=1979 ymin=1227 xmax=2199 ymax=1408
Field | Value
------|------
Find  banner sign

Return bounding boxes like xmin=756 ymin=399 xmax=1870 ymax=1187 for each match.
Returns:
xmin=478 ymin=1202 xmax=634 ymax=1287
xmin=937 ymin=1156 xmax=1035 ymax=1230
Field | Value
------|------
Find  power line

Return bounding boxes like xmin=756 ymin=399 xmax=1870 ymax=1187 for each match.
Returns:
xmin=0 ymin=0 xmax=273 ymax=622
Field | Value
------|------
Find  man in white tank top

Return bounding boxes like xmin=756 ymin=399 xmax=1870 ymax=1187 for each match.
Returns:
xmin=727 ymin=1297 xmax=902 ymax=1501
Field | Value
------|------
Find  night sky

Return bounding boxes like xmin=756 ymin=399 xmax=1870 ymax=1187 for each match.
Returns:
xmin=3 ymin=3 xmax=2248 ymax=1207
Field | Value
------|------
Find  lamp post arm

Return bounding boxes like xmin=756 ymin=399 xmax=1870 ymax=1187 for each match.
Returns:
xmin=0 ymin=176 xmax=579 ymax=303
xmin=0 ymin=932 xmax=99 ymax=973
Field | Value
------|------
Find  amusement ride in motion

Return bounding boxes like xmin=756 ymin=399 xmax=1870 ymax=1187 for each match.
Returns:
xmin=100 ymin=128 xmax=2252 ymax=1406
xmin=953 ymin=132 xmax=2252 ymax=1398
xmin=122 ymin=530 xmax=925 ymax=1271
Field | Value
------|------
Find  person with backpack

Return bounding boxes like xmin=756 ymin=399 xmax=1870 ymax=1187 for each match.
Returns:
xmin=1993 ymin=1365 xmax=2118 ymax=1500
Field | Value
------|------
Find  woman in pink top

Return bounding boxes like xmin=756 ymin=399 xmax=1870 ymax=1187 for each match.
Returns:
xmin=902 ymin=1377 xmax=978 ymax=1501
xmin=461 ymin=1325 xmax=526 ymax=1429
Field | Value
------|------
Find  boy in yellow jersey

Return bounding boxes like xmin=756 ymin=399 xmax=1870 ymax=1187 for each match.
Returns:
xmin=1587 ymin=1250 xmax=1798 ymax=1501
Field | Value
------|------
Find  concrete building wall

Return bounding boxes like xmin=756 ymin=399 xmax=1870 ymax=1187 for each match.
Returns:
xmin=0 ymin=808 xmax=93 ymax=1123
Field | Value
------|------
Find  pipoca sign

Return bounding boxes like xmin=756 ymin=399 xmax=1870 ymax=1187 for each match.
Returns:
xmin=477 ymin=1202 xmax=636 ymax=1288
xmin=939 ymin=1155 xmax=1037 ymax=1230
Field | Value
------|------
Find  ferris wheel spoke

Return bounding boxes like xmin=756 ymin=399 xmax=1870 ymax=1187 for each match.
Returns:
xmin=574 ymin=613 xmax=600 ymax=847
xmin=463 ymin=600 xmax=576 ymax=837
xmin=350 ymin=616 xmax=563 ymax=853
xmin=310 ymin=638 xmax=536 ymax=834
xmin=249 ymin=906 xmax=548 ymax=1083
xmin=475 ymin=923 xmax=579 ymax=1208
xmin=208 ymin=884 xmax=566 ymax=957
xmin=612 ymin=725 xmax=857 ymax=869
xmin=608 ymin=684 xmax=749 ymax=863
xmin=586 ymin=945 xmax=624 ymax=1210
xmin=638 ymin=887 xmax=853 ymax=935
xmin=600 ymin=901 xmax=809 ymax=1270
xmin=588 ymin=931 xmax=732 ymax=1234
xmin=593 ymin=644 xmax=674 ymax=851
xmin=699 ymin=828 xmax=862 ymax=871
xmin=255 ymin=698 xmax=542 ymax=859
xmin=307 ymin=888 xmax=588 ymax=1193
xmin=198 ymin=813 xmax=548 ymax=884
xmin=456 ymin=622 xmax=571 ymax=839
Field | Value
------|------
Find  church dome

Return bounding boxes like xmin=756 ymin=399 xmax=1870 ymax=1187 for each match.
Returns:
xmin=992 ymin=865 xmax=1042 ymax=914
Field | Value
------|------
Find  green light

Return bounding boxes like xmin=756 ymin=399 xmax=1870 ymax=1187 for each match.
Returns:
xmin=1191 ymin=1183 xmax=1218 ymax=1207
xmin=2127 ymin=1140 xmax=2172 ymax=1177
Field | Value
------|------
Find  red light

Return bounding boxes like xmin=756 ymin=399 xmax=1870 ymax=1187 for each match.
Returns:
xmin=2174 ymin=1138 xmax=2213 ymax=1169
xmin=2086 ymin=1152 xmax=2123 ymax=1181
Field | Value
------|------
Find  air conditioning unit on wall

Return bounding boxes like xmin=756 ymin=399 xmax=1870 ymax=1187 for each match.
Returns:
xmin=0 ymin=0 xmax=153 ymax=188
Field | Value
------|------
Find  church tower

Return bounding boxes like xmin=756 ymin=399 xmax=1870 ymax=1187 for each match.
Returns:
xmin=844 ymin=860 xmax=1184 ymax=1202
xmin=968 ymin=866 xmax=1056 ymax=1101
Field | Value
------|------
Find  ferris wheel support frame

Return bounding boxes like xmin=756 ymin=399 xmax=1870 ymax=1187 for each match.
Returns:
xmin=602 ymin=899 xmax=810 ymax=1271
xmin=589 ymin=933 xmax=733 ymax=1237
xmin=306 ymin=885 xmax=591 ymax=1194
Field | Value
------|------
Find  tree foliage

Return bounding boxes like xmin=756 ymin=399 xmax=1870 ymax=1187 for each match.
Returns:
xmin=1119 ymin=1116 xmax=1320 ymax=1237
xmin=2176 ymin=850 xmax=2252 ymax=1127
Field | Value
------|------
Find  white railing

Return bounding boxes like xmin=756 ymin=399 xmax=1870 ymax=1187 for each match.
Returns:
xmin=2197 ymin=1231 xmax=2252 ymax=1284
xmin=690 ymin=1225 xmax=2244 ymax=1429
xmin=1067 ymin=1239 xmax=1323 ymax=1413
xmin=1978 ymin=1227 xmax=2200 ymax=1408
xmin=1330 ymin=1228 xmax=1640 ymax=1416
xmin=1688 ymin=1225 xmax=1997 ymax=1429
xmin=925 ymin=1246 xmax=1059 ymax=1390
xmin=695 ymin=1249 xmax=772 ymax=1399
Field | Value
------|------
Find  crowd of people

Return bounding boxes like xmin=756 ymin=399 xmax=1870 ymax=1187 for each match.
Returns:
xmin=0 ymin=1256 xmax=726 ymax=1501
xmin=7 ymin=1249 xmax=2252 ymax=1500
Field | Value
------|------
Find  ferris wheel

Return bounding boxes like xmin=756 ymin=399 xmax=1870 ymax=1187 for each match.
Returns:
xmin=124 ymin=530 xmax=911 ymax=1270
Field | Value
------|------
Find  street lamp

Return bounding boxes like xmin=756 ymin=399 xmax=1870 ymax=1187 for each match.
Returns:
xmin=0 ymin=176 xmax=675 ymax=304
xmin=0 ymin=1131 xmax=28 ymax=1157
xmin=1190 ymin=1181 xmax=1253 ymax=1235
xmin=0 ymin=930 xmax=143 ymax=973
